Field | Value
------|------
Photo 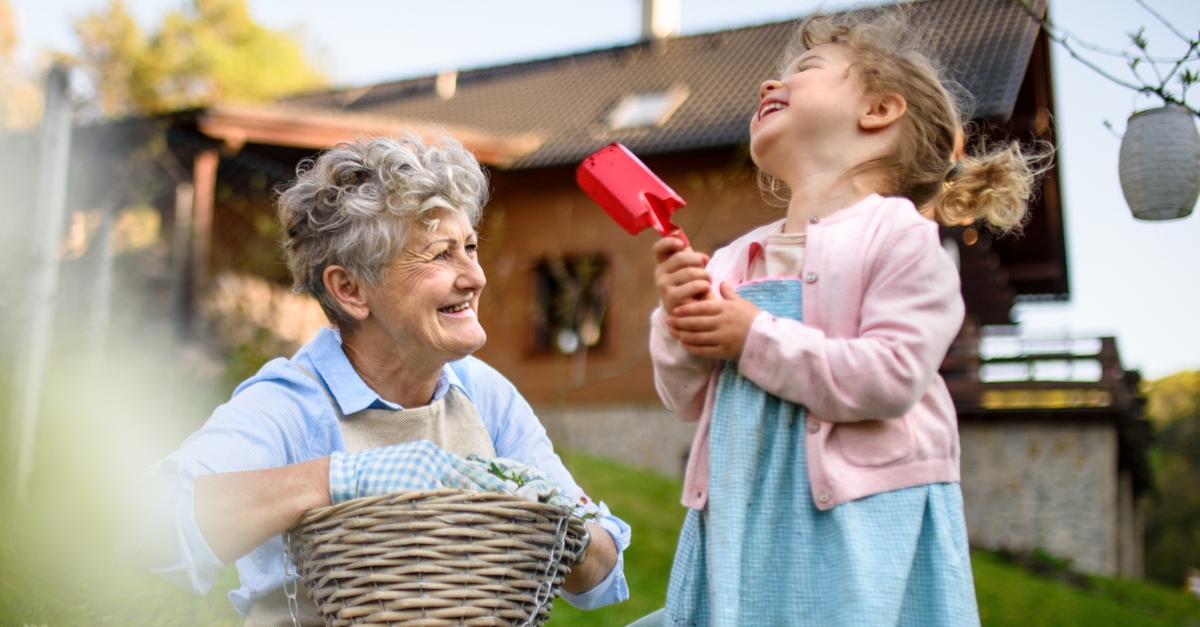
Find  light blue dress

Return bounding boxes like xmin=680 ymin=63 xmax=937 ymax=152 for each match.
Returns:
xmin=662 ymin=279 xmax=980 ymax=627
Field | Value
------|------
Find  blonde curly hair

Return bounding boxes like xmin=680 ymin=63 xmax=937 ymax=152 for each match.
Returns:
xmin=763 ymin=7 xmax=1050 ymax=234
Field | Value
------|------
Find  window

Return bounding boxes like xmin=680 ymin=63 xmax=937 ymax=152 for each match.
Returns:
xmin=533 ymin=254 xmax=608 ymax=355
xmin=604 ymin=85 xmax=690 ymax=130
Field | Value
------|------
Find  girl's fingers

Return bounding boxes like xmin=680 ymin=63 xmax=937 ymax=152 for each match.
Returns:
xmin=672 ymin=300 xmax=725 ymax=318
xmin=653 ymin=236 xmax=689 ymax=264
xmin=686 ymin=341 xmax=720 ymax=355
xmin=666 ymin=280 xmax=711 ymax=309
xmin=664 ymin=267 xmax=711 ymax=288
xmin=663 ymin=252 xmax=710 ymax=277
xmin=667 ymin=314 xmax=720 ymax=333
xmin=674 ymin=329 xmax=723 ymax=346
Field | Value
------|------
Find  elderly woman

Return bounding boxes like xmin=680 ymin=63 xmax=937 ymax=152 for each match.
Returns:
xmin=134 ymin=134 xmax=629 ymax=623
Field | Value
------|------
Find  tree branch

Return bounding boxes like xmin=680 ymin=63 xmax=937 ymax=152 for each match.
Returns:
xmin=1159 ymin=41 xmax=1200 ymax=88
xmin=1063 ymin=32 xmax=1183 ymax=64
xmin=1133 ymin=0 xmax=1194 ymax=46
xmin=1010 ymin=0 xmax=1199 ymax=117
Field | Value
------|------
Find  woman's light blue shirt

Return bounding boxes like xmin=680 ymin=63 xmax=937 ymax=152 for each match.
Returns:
xmin=138 ymin=327 xmax=631 ymax=617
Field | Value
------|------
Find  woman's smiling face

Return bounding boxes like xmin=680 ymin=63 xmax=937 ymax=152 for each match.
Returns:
xmin=365 ymin=210 xmax=487 ymax=364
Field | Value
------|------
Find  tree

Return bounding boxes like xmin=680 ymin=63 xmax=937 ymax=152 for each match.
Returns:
xmin=0 ymin=0 xmax=43 ymax=130
xmin=1142 ymin=370 xmax=1200 ymax=585
xmin=69 ymin=0 xmax=327 ymax=117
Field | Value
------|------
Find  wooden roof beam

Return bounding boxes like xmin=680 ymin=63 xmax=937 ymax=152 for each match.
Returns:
xmin=197 ymin=104 xmax=544 ymax=168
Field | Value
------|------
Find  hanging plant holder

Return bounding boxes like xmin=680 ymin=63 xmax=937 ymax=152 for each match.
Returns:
xmin=1118 ymin=105 xmax=1200 ymax=221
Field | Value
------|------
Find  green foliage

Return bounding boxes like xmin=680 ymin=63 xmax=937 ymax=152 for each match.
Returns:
xmin=222 ymin=325 xmax=280 ymax=394
xmin=1144 ymin=370 xmax=1200 ymax=426
xmin=974 ymin=550 xmax=1200 ymax=626
xmin=69 ymin=0 xmax=327 ymax=117
xmin=1142 ymin=370 xmax=1200 ymax=586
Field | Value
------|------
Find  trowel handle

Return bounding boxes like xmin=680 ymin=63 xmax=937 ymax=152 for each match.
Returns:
xmin=666 ymin=228 xmax=690 ymax=249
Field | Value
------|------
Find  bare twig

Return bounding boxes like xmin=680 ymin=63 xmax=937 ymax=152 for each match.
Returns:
xmin=1102 ymin=119 xmax=1124 ymax=140
xmin=1133 ymin=0 xmax=1194 ymax=46
xmin=1063 ymin=32 xmax=1171 ymax=62
xmin=1159 ymin=41 xmax=1200 ymax=89
xmin=1009 ymin=0 xmax=1199 ymax=117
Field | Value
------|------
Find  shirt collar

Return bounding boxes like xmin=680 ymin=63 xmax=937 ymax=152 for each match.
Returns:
xmin=296 ymin=326 xmax=462 ymax=413
xmin=743 ymin=194 xmax=886 ymax=267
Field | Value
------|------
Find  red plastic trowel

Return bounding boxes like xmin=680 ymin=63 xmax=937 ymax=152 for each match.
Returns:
xmin=576 ymin=143 xmax=690 ymax=248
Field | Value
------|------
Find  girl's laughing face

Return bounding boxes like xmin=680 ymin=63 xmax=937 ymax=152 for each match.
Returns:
xmin=749 ymin=43 xmax=872 ymax=176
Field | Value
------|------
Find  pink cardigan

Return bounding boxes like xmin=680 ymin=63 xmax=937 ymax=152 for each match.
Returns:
xmin=650 ymin=194 xmax=965 ymax=511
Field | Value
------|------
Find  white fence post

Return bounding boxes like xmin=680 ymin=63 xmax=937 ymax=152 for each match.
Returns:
xmin=11 ymin=65 xmax=73 ymax=500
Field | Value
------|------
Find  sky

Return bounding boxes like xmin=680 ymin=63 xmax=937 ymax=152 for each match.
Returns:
xmin=7 ymin=0 xmax=1200 ymax=380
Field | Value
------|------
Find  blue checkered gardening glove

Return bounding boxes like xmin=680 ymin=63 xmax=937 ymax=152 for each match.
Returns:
xmin=328 ymin=441 xmax=600 ymax=518
xmin=447 ymin=454 xmax=585 ymax=514
xmin=329 ymin=440 xmax=500 ymax=504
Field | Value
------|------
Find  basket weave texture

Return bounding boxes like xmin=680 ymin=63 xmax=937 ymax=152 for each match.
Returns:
xmin=287 ymin=489 xmax=585 ymax=627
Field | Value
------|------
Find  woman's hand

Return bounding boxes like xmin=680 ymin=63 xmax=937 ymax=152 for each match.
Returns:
xmin=653 ymin=236 xmax=711 ymax=316
xmin=330 ymin=440 xmax=476 ymax=503
xmin=668 ymin=282 xmax=761 ymax=361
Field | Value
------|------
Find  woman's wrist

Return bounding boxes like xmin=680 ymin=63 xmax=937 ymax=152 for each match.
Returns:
xmin=572 ymin=522 xmax=593 ymax=566
xmin=303 ymin=456 xmax=334 ymax=513
xmin=562 ymin=520 xmax=617 ymax=593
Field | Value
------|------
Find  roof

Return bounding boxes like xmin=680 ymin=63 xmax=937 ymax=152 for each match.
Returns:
xmin=283 ymin=0 xmax=1047 ymax=170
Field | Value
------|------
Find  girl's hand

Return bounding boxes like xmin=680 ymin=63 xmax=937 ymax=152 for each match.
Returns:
xmin=653 ymin=236 xmax=711 ymax=315
xmin=668 ymin=282 xmax=761 ymax=361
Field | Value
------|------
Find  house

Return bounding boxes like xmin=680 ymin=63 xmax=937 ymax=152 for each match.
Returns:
xmin=151 ymin=0 xmax=1149 ymax=577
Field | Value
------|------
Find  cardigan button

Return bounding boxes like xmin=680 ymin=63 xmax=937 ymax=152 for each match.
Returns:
xmin=817 ymin=491 xmax=831 ymax=503
xmin=808 ymin=420 xmax=820 ymax=433
xmin=809 ymin=216 xmax=820 ymax=224
xmin=805 ymin=272 xmax=817 ymax=283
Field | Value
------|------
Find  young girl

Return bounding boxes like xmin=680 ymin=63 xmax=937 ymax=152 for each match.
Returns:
xmin=648 ymin=9 xmax=1041 ymax=627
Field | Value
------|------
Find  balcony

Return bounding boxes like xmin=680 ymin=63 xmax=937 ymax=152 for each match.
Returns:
xmin=945 ymin=334 xmax=1139 ymax=415
xmin=943 ymin=330 xmax=1151 ymax=492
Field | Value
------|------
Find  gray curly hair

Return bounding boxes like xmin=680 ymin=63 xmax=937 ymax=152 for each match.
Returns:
xmin=276 ymin=132 xmax=489 ymax=327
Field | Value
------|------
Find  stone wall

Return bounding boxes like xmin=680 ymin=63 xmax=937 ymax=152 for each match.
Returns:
xmin=959 ymin=422 xmax=1121 ymax=575
xmin=535 ymin=404 xmax=696 ymax=479
xmin=1117 ymin=469 xmax=1145 ymax=578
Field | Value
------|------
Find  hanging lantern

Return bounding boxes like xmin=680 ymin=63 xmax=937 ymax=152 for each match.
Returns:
xmin=1118 ymin=105 xmax=1200 ymax=221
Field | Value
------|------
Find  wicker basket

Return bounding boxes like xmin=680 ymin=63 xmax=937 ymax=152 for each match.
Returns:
xmin=286 ymin=488 xmax=586 ymax=627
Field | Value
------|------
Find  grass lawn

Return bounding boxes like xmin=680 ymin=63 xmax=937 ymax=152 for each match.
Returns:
xmin=2 ymin=453 xmax=1199 ymax=626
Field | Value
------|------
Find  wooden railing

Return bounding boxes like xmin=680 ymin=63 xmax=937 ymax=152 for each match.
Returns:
xmin=943 ymin=336 xmax=1140 ymax=414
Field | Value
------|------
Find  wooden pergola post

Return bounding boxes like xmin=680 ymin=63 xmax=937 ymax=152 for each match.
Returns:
xmin=188 ymin=149 xmax=218 ymax=329
xmin=169 ymin=182 xmax=195 ymax=335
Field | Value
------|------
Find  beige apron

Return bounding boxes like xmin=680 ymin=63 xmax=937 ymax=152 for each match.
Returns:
xmin=245 ymin=367 xmax=496 ymax=627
